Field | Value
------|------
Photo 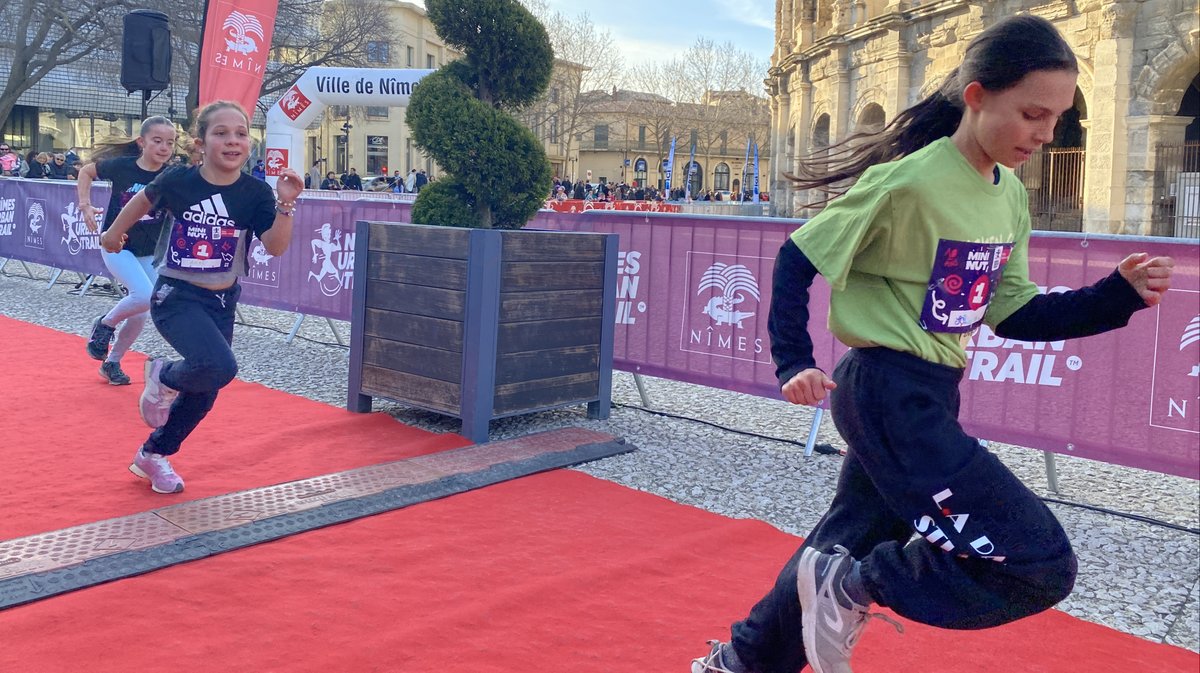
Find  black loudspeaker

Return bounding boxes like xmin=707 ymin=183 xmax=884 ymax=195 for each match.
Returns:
xmin=120 ymin=10 xmax=171 ymax=93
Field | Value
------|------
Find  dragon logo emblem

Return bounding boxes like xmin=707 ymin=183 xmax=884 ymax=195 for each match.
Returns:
xmin=223 ymin=11 xmax=264 ymax=55
xmin=698 ymin=263 xmax=760 ymax=328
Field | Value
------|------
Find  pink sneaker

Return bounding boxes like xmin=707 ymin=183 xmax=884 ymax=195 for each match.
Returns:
xmin=139 ymin=358 xmax=178 ymax=428
xmin=129 ymin=449 xmax=184 ymax=494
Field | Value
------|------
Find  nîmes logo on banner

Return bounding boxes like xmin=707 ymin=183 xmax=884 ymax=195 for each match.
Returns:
xmin=308 ymin=223 xmax=353 ymax=297
xmin=1150 ymin=290 xmax=1200 ymax=434
xmin=244 ymin=239 xmax=281 ymax=288
xmin=265 ymin=148 xmax=288 ymax=177
xmin=24 ymin=199 xmax=46 ymax=249
xmin=60 ymin=202 xmax=100 ymax=255
xmin=681 ymin=253 xmax=767 ymax=362
xmin=279 ymin=86 xmax=311 ymax=121
xmin=223 ymin=11 xmax=264 ymax=56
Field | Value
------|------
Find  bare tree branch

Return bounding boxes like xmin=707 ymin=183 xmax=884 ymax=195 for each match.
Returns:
xmin=0 ymin=0 xmax=130 ymax=130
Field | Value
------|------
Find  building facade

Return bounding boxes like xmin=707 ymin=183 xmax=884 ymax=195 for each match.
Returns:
xmin=309 ymin=0 xmax=457 ymax=181
xmin=565 ymin=89 xmax=773 ymax=196
xmin=767 ymin=0 xmax=1199 ymax=236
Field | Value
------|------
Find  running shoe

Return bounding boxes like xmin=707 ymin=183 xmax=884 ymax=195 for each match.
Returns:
xmin=691 ymin=640 xmax=745 ymax=673
xmin=139 ymin=357 xmax=178 ymax=428
xmin=86 ymin=315 xmax=115 ymax=361
xmin=99 ymin=360 xmax=131 ymax=385
xmin=797 ymin=545 xmax=903 ymax=673
xmin=129 ymin=448 xmax=184 ymax=494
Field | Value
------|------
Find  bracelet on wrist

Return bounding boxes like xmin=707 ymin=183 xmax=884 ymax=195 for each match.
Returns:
xmin=275 ymin=200 xmax=296 ymax=216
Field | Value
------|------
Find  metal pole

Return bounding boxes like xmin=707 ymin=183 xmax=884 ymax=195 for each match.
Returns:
xmin=803 ymin=406 xmax=824 ymax=457
xmin=1043 ymin=451 xmax=1060 ymax=493
xmin=286 ymin=313 xmax=306 ymax=343
xmin=632 ymin=372 xmax=652 ymax=408
xmin=325 ymin=317 xmax=346 ymax=347
xmin=45 ymin=268 xmax=63 ymax=289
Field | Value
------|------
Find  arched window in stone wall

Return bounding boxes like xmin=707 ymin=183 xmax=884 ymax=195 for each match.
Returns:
xmin=1180 ymin=74 xmax=1199 ymax=148
xmin=714 ymin=162 xmax=731 ymax=191
xmin=1050 ymin=87 xmax=1087 ymax=149
xmin=856 ymin=103 xmax=886 ymax=134
xmin=813 ymin=113 xmax=831 ymax=151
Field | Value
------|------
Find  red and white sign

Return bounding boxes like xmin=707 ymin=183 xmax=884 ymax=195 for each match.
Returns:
xmin=265 ymin=148 xmax=288 ymax=176
xmin=199 ymin=0 xmax=281 ymax=118
xmin=278 ymin=86 xmax=311 ymax=121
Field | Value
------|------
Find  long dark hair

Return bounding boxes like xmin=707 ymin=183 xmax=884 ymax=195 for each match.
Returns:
xmin=90 ymin=116 xmax=176 ymax=163
xmin=791 ymin=15 xmax=1078 ymax=202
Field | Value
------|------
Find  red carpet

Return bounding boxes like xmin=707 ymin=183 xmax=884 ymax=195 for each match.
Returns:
xmin=0 ymin=469 xmax=1194 ymax=672
xmin=0 ymin=314 xmax=469 ymax=539
xmin=0 ymin=315 xmax=1195 ymax=671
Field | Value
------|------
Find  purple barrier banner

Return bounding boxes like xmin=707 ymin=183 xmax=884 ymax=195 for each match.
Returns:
xmin=532 ymin=210 xmax=1200 ymax=480
xmin=236 ymin=195 xmax=411 ymax=320
xmin=5 ymin=181 xmax=1196 ymax=478
xmin=0 ymin=178 xmax=110 ymax=277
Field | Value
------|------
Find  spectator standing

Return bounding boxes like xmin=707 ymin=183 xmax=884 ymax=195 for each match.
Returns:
xmin=342 ymin=167 xmax=363 ymax=191
xmin=251 ymin=160 xmax=266 ymax=180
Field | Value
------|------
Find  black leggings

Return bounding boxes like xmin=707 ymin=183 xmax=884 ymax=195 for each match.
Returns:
xmin=730 ymin=347 xmax=1077 ymax=673
xmin=142 ymin=278 xmax=241 ymax=456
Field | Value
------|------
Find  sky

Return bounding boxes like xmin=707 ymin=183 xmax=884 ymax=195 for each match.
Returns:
xmin=407 ymin=0 xmax=776 ymax=71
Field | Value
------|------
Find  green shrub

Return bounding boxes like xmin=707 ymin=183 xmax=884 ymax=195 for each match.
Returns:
xmin=407 ymin=0 xmax=554 ymax=229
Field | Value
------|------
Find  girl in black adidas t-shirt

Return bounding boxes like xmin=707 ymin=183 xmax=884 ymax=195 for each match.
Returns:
xmin=78 ymin=116 xmax=177 ymax=385
xmin=100 ymin=101 xmax=304 ymax=494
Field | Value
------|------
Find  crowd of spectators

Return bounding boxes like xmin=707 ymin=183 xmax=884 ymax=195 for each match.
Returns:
xmin=550 ymin=177 xmax=768 ymax=203
xmin=305 ymin=160 xmax=432 ymax=194
xmin=0 ymin=144 xmax=85 ymax=180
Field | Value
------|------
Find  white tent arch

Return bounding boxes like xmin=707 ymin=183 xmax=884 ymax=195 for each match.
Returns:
xmin=264 ymin=66 xmax=434 ymax=187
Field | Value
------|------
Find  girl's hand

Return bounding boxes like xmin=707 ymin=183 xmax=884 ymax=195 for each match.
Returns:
xmin=80 ymin=204 xmax=103 ymax=233
xmin=782 ymin=368 xmax=837 ymax=406
xmin=100 ymin=230 xmax=127 ymax=253
xmin=276 ymin=168 xmax=304 ymax=203
xmin=1118 ymin=253 xmax=1174 ymax=306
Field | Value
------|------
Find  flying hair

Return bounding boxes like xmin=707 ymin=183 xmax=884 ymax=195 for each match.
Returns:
xmin=790 ymin=15 xmax=1078 ymax=206
xmin=89 ymin=116 xmax=176 ymax=163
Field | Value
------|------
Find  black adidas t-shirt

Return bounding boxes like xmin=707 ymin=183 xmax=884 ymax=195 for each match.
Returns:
xmin=96 ymin=156 xmax=168 ymax=257
xmin=144 ymin=166 xmax=276 ymax=286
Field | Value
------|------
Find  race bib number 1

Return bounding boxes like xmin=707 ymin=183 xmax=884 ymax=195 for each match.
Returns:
xmin=919 ymin=239 xmax=1013 ymax=333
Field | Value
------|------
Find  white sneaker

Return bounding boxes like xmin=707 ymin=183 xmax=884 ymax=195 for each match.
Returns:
xmin=797 ymin=545 xmax=903 ymax=673
xmin=139 ymin=358 xmax=178 ymax=428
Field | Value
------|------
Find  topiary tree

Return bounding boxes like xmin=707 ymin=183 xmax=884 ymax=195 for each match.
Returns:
xmin=406 ymin=0 xmax=554 ymax=229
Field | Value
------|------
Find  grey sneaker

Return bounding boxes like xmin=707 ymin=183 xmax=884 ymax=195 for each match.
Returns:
xmin=129 ymin=449 xmax=184 ymax=494
xmin=139 ymin=358 xmax=178 ymax=428
xmin=99 ymin=360 xmax=131 ymax=385
xmin=797 ymin=545 xmax=903 ymax=673
xmin=86 ymin=315 xmax=115 ymax=361
xmin=691 ymin=640 xmax=744 ymax=673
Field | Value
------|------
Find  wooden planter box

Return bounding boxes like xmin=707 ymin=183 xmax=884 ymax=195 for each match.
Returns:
xmin=347 ymin=221 xmax=618 ymax=442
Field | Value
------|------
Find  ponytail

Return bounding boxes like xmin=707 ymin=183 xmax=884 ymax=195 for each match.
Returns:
xmin=790 ymin=15 xmax=1077 ymax=206
xmin=790 ymin=69 xmax=964 ymax=204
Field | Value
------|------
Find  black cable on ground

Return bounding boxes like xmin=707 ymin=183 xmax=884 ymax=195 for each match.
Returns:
xmin=612 ymin=401 xmax=1200 ymax=536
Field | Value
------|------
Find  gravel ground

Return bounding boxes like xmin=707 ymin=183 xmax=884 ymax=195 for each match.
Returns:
xmin=2 ymin=261 xmax=1197 ymax=654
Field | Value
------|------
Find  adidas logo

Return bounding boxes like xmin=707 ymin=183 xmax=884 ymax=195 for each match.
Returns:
xmin=182 ymin=194 xmax=236 ymax=228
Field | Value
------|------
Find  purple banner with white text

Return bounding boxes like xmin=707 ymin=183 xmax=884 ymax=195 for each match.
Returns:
xmin=5 ymin=179 xmax=1197 ymax=478
xmin=0 ymin=178 xmax=109 ymax=277
xmin=532 ymin=210 xmax=1200 ymax=480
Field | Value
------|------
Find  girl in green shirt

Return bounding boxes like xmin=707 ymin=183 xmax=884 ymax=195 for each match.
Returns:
xmin=694 ymin=15 xmax=1174 ymax=673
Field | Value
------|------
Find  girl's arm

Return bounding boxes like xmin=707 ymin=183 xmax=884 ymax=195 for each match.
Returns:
xmin=768 ymin=238 xmax=836 ymax=406
xmin=99 ymin=191 xmax=152 ymax=253
xmin=258 ymin=169 xmax=304 ymax=256
xmin=995 ymin=253 xmax=1174 ymax=341
xmin=76 ymin=163 xmax=102 ymax=232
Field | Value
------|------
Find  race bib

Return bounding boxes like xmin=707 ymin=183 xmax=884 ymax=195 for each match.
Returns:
xmin=919 ymin=239 xmax=1013 ymax=333
xmin=165 ymin=219 xmax=243 ymax=272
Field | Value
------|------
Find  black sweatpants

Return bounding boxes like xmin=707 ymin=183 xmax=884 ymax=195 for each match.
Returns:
xmin=142 ymin=278 xmax=241 ymax=456
xmin=730 ymin=347 xmax=1077 ymax=673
